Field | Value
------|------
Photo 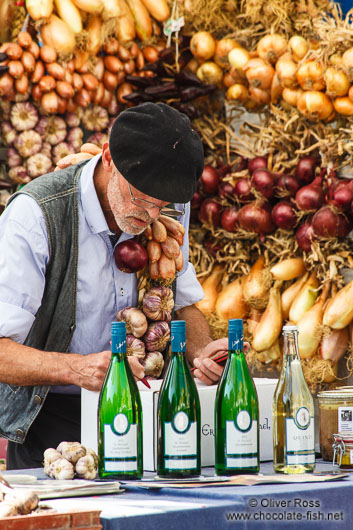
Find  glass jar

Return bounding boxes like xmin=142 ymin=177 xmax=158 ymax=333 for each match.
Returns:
xmin=332 ymin=434 xmax=353 ymax=470
xmin=317 ymin=388 xmax=353 ymax=461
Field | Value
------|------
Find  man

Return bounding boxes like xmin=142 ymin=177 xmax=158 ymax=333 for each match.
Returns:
xmin=0 ymin=102 xmax=226 ymax=469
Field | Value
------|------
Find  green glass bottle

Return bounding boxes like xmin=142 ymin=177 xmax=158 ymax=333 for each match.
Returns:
xmin=273 ymin=325 xmax=315 ymax=474
xmin=157 ymin=320 xmax=201 ymax=478
xmin=215 ymin=318 xmax=259 ymax=475
xmin=98 ymin=321 xmax=143 ymax=479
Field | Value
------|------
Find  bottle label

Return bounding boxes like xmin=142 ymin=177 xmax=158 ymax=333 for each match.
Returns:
xmin=164 ymin=411 xmax=197 ymax=470
xmin=103 ymin=413 xmax=138 ymax=472
xmin=225 ymin=412 xmax=258 ymax=468
xmin=285 ymin=408 xmax=315 ymax=465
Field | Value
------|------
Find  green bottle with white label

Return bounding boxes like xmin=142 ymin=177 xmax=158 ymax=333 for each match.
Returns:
xmin=273 ymin=324 xmax=315 ymax=473
xmin=157 ymin=320 xmax=201 ymax=478
xmin=215 ymin=318 xmax=259 ymax=475
xmin=98 ymin=321 xmax=143 ymax=479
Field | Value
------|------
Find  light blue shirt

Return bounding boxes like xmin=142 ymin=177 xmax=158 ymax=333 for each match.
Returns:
xmin=0 ymin=155 xmax=203 ymax=392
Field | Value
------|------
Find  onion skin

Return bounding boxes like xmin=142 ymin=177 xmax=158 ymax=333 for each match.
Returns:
xmin=218 ymin=181 xmax=235 ymax=197
xmin=199 ymin=198 xmax=222 ymax=227
xmin=114 ymin=239 xmax=148 ymax=273
xmin=296 ymin=156 xmax=319 ymax=183
xmin=296 ymin=218 xmax=316 ymax=252
xmin=312 ymin=206 xmax=352 ymax=238
xmin=271 ymin=200 xmax=297 ymax=230
xmin=251 ymin=168 xmax=275 ymax=199
xmin=238 ymin=202 xmax=275 ymax=235
xmin=295 ymin=176 xmax=325 ymax=210
xmin=276 ymin=174 xmax=300 ymax=197
xmin=248 ymin=156 xmax=267 ymax=175
xmin=221 ymin=207 xmax=239 ymax=232
xmin=234 ymin=177 xmax=254 ymax=202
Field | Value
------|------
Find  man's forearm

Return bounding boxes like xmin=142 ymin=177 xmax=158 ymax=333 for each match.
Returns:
xmin=175 ymin=305 xmax=213 ymax=363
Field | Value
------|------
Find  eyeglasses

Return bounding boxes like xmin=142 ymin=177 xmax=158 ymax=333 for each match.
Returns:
xmin=127 ymin=182 xmax=185 ymax=218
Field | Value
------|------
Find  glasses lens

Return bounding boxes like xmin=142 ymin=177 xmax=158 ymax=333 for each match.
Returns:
xmin=160 ymin=206 xmax=185 ymax=218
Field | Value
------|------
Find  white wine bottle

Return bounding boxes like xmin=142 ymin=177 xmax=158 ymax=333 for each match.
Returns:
xmin=273 ymin=324 xmax=315 ymax=473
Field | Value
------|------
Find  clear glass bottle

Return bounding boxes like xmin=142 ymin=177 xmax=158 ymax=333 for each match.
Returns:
xmin=157 ymin=320 xmax=201 ymax=478
xmin=98 ymin=321 xmax=143 ymax=479
xmin=273 ymin=324 xmax=315 ymax=473
xmin=215 ymin=318 xmax=259 ymax=475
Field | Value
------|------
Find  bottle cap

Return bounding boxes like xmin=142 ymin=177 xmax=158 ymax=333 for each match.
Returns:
xmin=112 ymin=321 xmax=126 ymax=333
xmin=171 ymin=320 xmax=186 ymax=332
xmin=228 ymin=319 xmax=243 ymax=331
xmin=282 ymin=324 xmax=298 ymax=332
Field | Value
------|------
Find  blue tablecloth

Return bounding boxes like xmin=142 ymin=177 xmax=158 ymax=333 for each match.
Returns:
xmin=6 ymin=461 xmax=353 ymax=529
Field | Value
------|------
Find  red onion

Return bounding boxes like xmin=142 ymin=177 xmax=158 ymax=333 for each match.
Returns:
xmin=204 ymin=238 xmax=222 ymax=258
xmin=199 ymin=198 xmax=222 ymax=227
xmin=329 ymin=180 xmax=353 ymax=211
xmin=251 ymin=168 xmax=275 ymax=199
xmin=238 ymin=202 xmax=275 ymax=234
xmin=295 ymin=176 xmax=325 ymax=210
xmin=312 ymin=206 xmax=352 ymax=238
xmin=221 ymin=207 xmax=239 ymax=232
xmin=200 ymin=165 xmax=220 ymax=195
xmin=296 ymin=156 xmax=319 ymax=183
xmin=190 ymin=191 xmax=203 ymax=210
xmin=234 ymin=178 xmax=254 ymax=202
xmin=276 ymin=174 xmax=300 ymax=197
xmin=271 ymin=201 xmax=297 ymax=230
xmin=218 ymin=180 xmax=234 ymax=197
xmin=296 ymin=218 xmax=316 ymax=252
xmin=248 ymin=156 xmax=267 ymax=175
xmin=114 ymin=239 xmax=148 ymax=273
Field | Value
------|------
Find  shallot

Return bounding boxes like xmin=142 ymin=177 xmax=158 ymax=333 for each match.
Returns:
xmin=312 ymin=206 xmax=352 ymax=238
xmin=234 ymin=178 xmax=254 ymax=202
xmin=221 ymin=207 xmax=239 ymax=232
xmin=276 ymin=174 xmax=300 ymax=197
xmin=296 ymin=218 xmax=316 ymax=252
xmin=199 ymin=198 xmax=222 ymax=227
xmin=271 ymin=200 xmax=297 ymax=229
xmin=200 ymin=165 xmax=220 ymax=195
xmin=248 ymin=156 xmax=267 ymax=175
xmin=295 ymin=176 xmax=325 ymax=210
xmin=251 ymin=168 xmax=275 ymax=199
xmin=295 ymin=156 xmax=319 ymax=183
xmin=238 ymin=201 xmax=275 ymax=234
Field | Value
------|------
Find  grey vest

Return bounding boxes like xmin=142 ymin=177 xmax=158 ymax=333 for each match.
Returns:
xmin=0 ymin=161 xmax=87 ymax=443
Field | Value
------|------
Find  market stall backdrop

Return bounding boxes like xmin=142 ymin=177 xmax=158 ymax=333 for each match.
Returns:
xmin=1 ymin=0 xmax=353 ymax=392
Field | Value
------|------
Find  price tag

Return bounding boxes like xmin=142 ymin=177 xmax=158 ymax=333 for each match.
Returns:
xmin=164 ymin=16 xmax=185 ymax=37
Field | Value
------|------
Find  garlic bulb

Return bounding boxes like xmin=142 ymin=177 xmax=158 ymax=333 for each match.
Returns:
xmin=81 ymin=105 xmax=109 ymax=131
xmin=14 ymin=130 xmax=42 ymax=158
xmin=126 ymin=334 xmax=146 ymax=358
xmin=75 ymin=454 xmax=97 ymax=480
xmin=1 ymin=122 xmax=16 ymax=146
xmin=10 ymin=102 xmax=39 ymax=131
xmin=48 ymin=458 xmax=75 ymax=480
xmin=116 ymin=307 xmax=148 ymax=338
xmin=144 ymin=321 xmax=170 ymax=352
xmin=56 ymin=441 xmax=86 ymax=464
xmin=85 ymin=447 xmax=99 ymax=468
xmin=52 ymin=142 xmax=75 ymax=165
xmin=43 ymin=447 xmax=62 ymax=465
xmin=26 ymin=153 xmax=52 ymax=178
xmin=141 ymin=351 xmax=164 ymax=378
xmin=142 ymin=286 xmax=174 ymax=321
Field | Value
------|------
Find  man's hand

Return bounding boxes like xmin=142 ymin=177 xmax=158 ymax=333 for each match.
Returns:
xmin=69 ymin=351 xmax=145 ymax=392
xmin=55 ymin=143 xmax=102 ymax=170
xmin=192 ymin=338 xmax=228 ymax=386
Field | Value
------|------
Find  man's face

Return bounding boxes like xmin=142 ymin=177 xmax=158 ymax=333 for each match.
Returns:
xmin=107 ymin=166 xmax=168 ymax=235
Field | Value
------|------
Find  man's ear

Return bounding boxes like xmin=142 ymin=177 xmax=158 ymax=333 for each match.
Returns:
xmin=101 ymin=142 xmax=113 ymax=172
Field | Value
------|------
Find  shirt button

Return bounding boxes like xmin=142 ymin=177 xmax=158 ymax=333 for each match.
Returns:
xmin=16 ymin=429 xmax=24 ymax=438
xmin=120 ymin=288 xmax=124 ymax=296
xmin=34 ymin=395 xmax=42 ymax=405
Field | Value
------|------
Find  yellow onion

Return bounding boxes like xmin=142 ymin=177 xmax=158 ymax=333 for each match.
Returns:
xmin=215 ymin=277 xmax=248 ymax=321
xmin=228 ymin=47 xmax=250 ymax=71
xmin=270 ymin=73 xmax=283 ymax=103
xmin=320 ymin=327 xmax=349 ymax=363
xmin=25 ymin=0 xmax=53 ymax=20
xmin=196 ymin=61 xmax=223 ymax=85
xmin=54 ymin=0 xmax=82 ymax=33
xmin=281 ymin=87 xmax=303 ymax=107
xmin=270 ymin=257 xmax=306 ymax=281
xmin=323 ymin=278 xmax=353 ymax=329
xmin=297 ymin=91 xmax=334 ymax=121
xmin=296 ymin=60 xmax=325 ymax=91
xmin=288 ymin=35 xmax=309 ymax=62
xmin=289 ymin=271 xmax=319 ymax=324
xmin=252 ymin=283 xmax=282 ymax=352
xmin=281 ymin=272 xmax=308 ymax=320
xmin=297 ymin=284 xmax=329 ymax=359
xmin=249 ymin=86 xmax=270 ymax=105
xmin=214 ymin=38 xmax=240 ymax=69
xmin=329 ymin=53 xmax=343 ymax=67
xmin=41 ymin=15 xmax=76 ymax=55
xmin=116 ymin=0 xmax=136 ymax=42
xmin=242 ymin=257 xmax=271 ymax=309
xmin=257 ymin=340 xmax=281 ymax=364
xmin=342 ymin=47 xmax=353 ymax=81
xmin=257 ymin=34 xmax=287 ymax=64
xmin=275 ymin=52 xmax=297 ymax=88
xmin=195 ymin=265 xmax=223 ymax=315
xmin=190 ymin=31 xmax=216 ymax=61
xmin=72 ymin=0 xmax=103 ymax=13
xmin=102 ymin=0 xmax=120 ymax=19
xmin=244 ymin=57 xmax=274 ymax=90
xmin=226 ymin=83 xmax=248 ymax=102
xmin=247 ymin=308 xmax=263 ymax=336
xmin=333 ymin=97 xmax=353 ymax=116
xmin=324 ymin=67 xmax=350 ymax=97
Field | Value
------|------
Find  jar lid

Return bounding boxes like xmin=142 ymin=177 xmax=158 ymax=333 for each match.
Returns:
xmin=318 ymin=387 xmax=353 ymax=400
xmin=334 ymin=433 xmax=353 ymax=443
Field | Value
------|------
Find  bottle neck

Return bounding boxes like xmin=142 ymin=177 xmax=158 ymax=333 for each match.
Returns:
xmin=171 ymin=330 xmax=186 ymax=356
xmin=111 ymin=334 xmax=127 ymax=358
xmin=228 ymin=329 xmax=243 ymax=355
xmin=283 ymin=332 xmax=300 ymax=361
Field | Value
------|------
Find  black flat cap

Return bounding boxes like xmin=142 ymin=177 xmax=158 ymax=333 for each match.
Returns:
xmin=109 ymin=102 xmax=204 ymax=203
